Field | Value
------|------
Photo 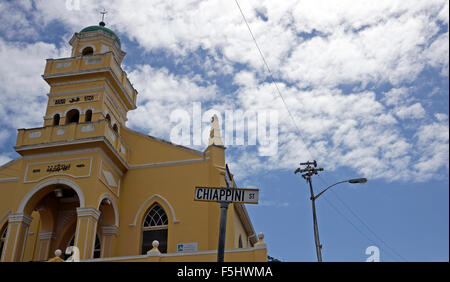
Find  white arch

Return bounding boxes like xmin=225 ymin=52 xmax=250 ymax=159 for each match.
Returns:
xmin=17 ymin=178 xmax=85 ymax=213
xmin=83 ymin=107 xmax=94 ymax=114
xmin=130 ymin=194 xmax=179 ymax=226
xmin=79 ymin=44 xmax=96 ymax=54
xmin=51 ymin=112 xmax=63 ymax=118
xmin=97 ymin=193 xmax=119 ymax=227
xmin=63 ymin=106 xmax=82 ymax=117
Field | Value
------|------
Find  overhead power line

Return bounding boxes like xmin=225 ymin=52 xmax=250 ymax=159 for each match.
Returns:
xmin=234 ymin=0 xmax=407 ymax=262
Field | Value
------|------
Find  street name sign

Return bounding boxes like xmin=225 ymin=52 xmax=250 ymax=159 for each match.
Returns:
xmin=194 ymin=187 xmax=259 ymax=204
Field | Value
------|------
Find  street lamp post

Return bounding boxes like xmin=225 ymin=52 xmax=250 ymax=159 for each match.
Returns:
xmin=295 ymin=161 xmax=367 ymax=262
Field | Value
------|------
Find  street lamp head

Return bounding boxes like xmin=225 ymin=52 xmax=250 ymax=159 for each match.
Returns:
xmin=348 ymin=178 xmax=367 ymax=184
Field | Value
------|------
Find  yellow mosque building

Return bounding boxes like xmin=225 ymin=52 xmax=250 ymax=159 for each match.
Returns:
xmin=0 ymin=21 xmax=267 ymax=262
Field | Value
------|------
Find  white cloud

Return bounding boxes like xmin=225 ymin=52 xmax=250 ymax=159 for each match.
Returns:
xmin=0 ymin=154 xmax=12 ymax=167
xmin=0 ymin=39 xmax=68 ymax=130
xmin=395 ymin=103 xmax=426 ymax=120
xmin=413 ymin=121 xmax=449 ymax=180
xmin=126 ymin=64 xmax=218 ymax=138
xmin=0 ymin=0 xmax=447 ymax=183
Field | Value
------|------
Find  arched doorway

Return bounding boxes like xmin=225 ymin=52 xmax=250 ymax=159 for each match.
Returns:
xmin=3 ymin=179 xmax=85 ymax=262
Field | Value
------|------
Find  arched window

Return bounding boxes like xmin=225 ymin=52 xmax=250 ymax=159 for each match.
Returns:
xmin=65 ymin=109 xmax=80 ymax=124
xmin=85 ymin=110 xmax=92 ymax=122
xmin=238 ymin=235 xmax=243 ymax=248
xmin=112 ymin=123 xmax=119 ymax=133
xmin=141 ymin=204 xmax=168 ymax=254
xmin=82 ymin=47 xmax=94 ymax=56
xmin=105 ymin=114 xmax=111 ymax=126
xmin=53 ymin=114 xmax=60 ymax=126
xmin=93 ymin=235 xmax=101 ymax=258
xmin=0 ymin=223 xmax=8 ymax=259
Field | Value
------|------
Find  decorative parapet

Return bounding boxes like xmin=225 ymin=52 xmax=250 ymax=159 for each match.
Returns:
xmin=15 ymin=120 xmax=129 ymax=163
xmin=81 ymin=244 xmax=268 ymax=262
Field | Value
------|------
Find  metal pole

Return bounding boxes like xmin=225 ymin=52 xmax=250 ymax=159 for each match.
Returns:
xmin=217 ymin=201 xmax=229 ymax=262
xmin=308 ymin=176 xmax=323 ymax=262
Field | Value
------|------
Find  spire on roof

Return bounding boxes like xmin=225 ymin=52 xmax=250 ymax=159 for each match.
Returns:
xmin=99 ymin=8 xmax=107 ymax=26
xmin=208 ymin=115 xmax=224 ymax=146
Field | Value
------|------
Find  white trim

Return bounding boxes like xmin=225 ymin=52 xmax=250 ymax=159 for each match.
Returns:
xmin=39 ymin=231 xmax=56 ymax=240
xmin=76 ymin=207 xmax=101 ymax=221
xmin=97 ymin=193 xmax=119 ymax=227
xmin=81 ymin=246 xmax=266 ymax=262
xmin=15 ymin=136 xmax=129 ymax=170
xmin=83 ymin=107 xmax=94 ymax=114
xmin=0 ymin=177 xmax=18 ymax=183
xmin=101 ymin=225 xmax=118 ymax=235
xmin=23 ymin=157 xmax=92 ymax=184
xmin=129 ymin=158 xmax=209 ymax=170
xmin=47 ymin=78 xmax=129 ymax=120
xmin=51 ymin=112 xmax=63 ymax=118
xmin=43 ymin=68 xmax=136 ymax=110
xmin=17 ymin=178 xmax=86 ymax=213
xmin=63 ymin=106 xmax=83 ymax=117
xmin=130 ymin=194 xmax=179 ymax=227
xmin=47 ymin=87 xmax=104 ymax=97
xmin=20 ymin=225 xmax=29 ymax=261
xmin=79 ymin=44 xmax=96 ymax=54
xmin=37 ymin=239 xmax=43 ymax=261
xmin=8 ymin=213 xmax=33 ymax=225
xmin=98 ymin=160 xmax=120 ymax=197
xmin=21 ymin=147 xmax=123 ymax=177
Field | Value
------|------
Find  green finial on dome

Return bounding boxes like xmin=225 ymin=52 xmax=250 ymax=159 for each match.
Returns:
xmin=100 ymin=9 xmax=107 ymax=26
xmin=79 ymin=9 xmax=121 ymax=47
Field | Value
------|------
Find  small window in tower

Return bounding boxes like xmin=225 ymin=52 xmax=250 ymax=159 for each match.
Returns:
xmin=53 ymin=114 xmax=60 ymax=126
xmin=113 ymin=123 xmax=119 ymax=133
xmin=82 ymin=47 xmax=94 ymax=56
xmin=66 ymin=109 xmax=80 ymax=124
xmin=85 ymin=110 xmax=92 ymax=122
xmin=105 ymin=114 xmax=111 ymax=125
xmin=239 ymin=235 xmax=243 ymax=248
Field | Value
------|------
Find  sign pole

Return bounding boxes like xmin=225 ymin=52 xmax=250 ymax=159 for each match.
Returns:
xmin=217 ymin=200 xmax=230 ymax=262
xmin=192 ymin=164 xmax=259 ymax=262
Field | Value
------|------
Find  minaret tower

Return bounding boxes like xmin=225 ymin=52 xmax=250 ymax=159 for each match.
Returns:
xmin=15 ymin=15 xmax=137 ymax=170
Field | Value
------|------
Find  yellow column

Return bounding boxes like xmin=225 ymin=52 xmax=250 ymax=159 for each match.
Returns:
xmin=37 ymin=231 xmax=55 ymax=261
xmin=0 ymin=213 xmax=33 ymax=262
xmin=100 ymin=225 xmax=118 ymax=258
xmin=74 ymin=207 xmax=101 ymax=260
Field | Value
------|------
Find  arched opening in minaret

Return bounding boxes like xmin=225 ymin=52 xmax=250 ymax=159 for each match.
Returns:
xmin=65 ymin=109 xmax=80 ymax=124
xmin=85 ymin=110 xmax=92 ymax=122
xmin=105 ymin=114 xmax=111 ymax=126
xmin=53 ymin=114 xmax=60 ymax=126
xmin=82 ymin=47 xmax=94 ymax=56
xmin=112 ymin=123 xmax=119 ymax=134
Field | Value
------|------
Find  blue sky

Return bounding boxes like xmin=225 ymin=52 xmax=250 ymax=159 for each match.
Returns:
xmin=0 ymin=0 xmax=448 ymax=261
